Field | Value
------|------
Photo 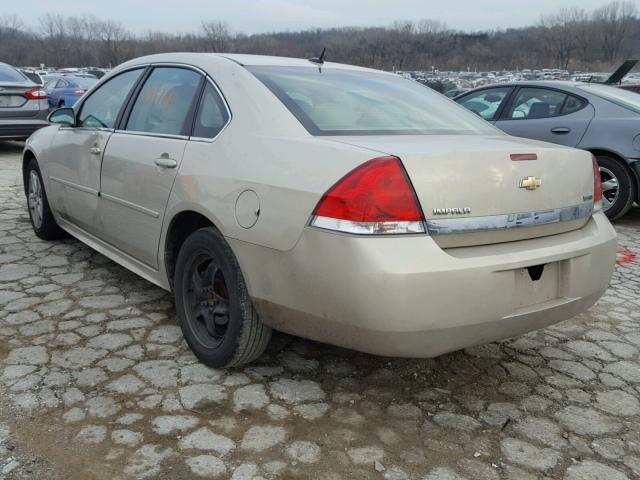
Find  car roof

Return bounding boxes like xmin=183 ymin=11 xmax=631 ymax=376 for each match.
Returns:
xmin=119 ymin=52 xmax=386 ymax=74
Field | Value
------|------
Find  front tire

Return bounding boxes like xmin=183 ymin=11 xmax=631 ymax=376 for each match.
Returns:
xmin=174 ymin=227 xmax=271 ymax=367
xmin=597 ymin=155 xmax=636 ymax=220
xmin=26 ymin=158 xmax=66 ymax=240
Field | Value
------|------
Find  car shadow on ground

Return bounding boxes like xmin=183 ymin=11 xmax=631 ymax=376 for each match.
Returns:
xmin=0 ymin=141 xmax=24 ymax=155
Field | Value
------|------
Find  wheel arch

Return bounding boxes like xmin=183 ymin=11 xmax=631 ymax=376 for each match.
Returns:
xmin=588 ymin=148 xmax=639 ymax=201
xmin=163 ymin=210 xmax=218 ymax=291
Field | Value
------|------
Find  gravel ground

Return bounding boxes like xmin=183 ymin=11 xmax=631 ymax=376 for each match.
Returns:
xmin=1 ymin=140 xmax=639 ymax=480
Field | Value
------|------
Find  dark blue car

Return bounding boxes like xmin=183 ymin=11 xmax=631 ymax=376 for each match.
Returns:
xmin=44 ymin=76 xmax=97 ymax=108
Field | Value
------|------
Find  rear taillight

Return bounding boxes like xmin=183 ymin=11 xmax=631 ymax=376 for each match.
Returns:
xmin=73 ymin=89 xmax=86 ymax=95
xmin=310 ymin=156 xmax=426 ymax=234
xmin=592 ymin=155 xmax=602 ymax=206
xmin=25 ymin=88 xmax=47 ymax=100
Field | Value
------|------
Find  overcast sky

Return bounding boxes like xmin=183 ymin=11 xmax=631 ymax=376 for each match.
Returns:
xmin=8 ymin=0 xmax=623 ymax=34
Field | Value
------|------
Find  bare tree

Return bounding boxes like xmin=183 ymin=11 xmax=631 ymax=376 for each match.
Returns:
xmin=538 ymin=8 xmax=579 ymax=69
xmin=201 ymin=20 xmax=230 ymax=52
xmin=1 ymin=1 xmax=638 ymax=71
xmin=95 ymin=19 xmax=130 ymax=67
xmin=593 ymin=1 xmax=638 ymax=62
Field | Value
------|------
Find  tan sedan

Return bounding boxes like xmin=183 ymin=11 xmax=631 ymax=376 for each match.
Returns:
xmin=23 ymin=53 xmax=617 ymax=367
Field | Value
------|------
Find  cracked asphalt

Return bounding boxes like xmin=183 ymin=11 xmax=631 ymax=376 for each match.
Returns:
xmin=1 ymin=140 xmax=640 ymax=480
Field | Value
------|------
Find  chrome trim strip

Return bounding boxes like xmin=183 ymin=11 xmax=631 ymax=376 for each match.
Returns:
xmin=113 ymin=130 xmax=189 ymax=140
xmin=426 ymin=203 xmax=594 ymax=235
xmin=50 ymin=176 xmax=99 ymax=196
xmin=101 ymin=193 xmax=160 ymax=218
xmin=311 ymin=215 xmax=425 ymax=235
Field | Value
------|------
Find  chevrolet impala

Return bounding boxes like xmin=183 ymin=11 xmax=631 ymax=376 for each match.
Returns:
xmin=23 ymin=53 xmax=617 ymax=367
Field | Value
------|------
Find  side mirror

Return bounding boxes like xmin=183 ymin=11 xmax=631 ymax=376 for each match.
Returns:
xmin=48 ymin=107 xmax=75 ymax=127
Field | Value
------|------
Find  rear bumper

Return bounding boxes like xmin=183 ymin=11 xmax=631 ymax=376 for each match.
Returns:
xmin=229 ymin=211 xmax=617 ymax=358
xmin=0 ymin=116 xmax=49 ymax=140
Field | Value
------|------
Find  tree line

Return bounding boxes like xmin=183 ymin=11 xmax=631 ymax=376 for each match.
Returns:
xmin=0 ymin=1 xmax=638 ymax=72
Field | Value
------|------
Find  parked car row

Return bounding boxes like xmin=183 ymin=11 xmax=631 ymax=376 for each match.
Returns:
xmin=453 ymin=81 xmax=640 ymax=220
xmin=3 ymin=57 xmax=639 ymax=223
xmin=0 ymin=63 xmax=50 ymax=141
xmin=22 ymin=53 xmax=617 ymax=367
xmin=0 ymin=62 xmax=100 ymax=141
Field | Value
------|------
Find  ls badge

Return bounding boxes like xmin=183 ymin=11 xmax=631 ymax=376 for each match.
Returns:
xmin=519 ymin=176 xmax=542 ymax=190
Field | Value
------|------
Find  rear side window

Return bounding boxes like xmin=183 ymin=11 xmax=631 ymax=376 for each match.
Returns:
xmin=126 ymin=67 xmax=202 ymax=136
xmin=562 ymin=95 xmax=587 ymax=114
xmin=0 ymin=64 xmax=27 ymax=83
xmin=79 ymin=68 xmax=143 ymax=129
xmin=192 ymin=82 xmax=229 ymax=138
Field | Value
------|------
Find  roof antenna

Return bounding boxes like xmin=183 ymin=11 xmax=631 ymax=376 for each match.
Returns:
xmin=308 ymin=47 xmax=326 ymax=66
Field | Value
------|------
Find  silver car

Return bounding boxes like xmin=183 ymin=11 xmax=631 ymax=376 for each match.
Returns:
xmin=23 ymin=54 xmax=616 ymax=367
xmin=0 ymin=63 xmax=50 ymax=141
xmin=455 ymin=81 xmax=640 ymax=219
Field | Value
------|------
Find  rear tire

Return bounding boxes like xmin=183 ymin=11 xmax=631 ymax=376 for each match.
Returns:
xmin=25 ymin=158 xmax=66 ymax=240
xmin=174 ymin=227 xmax=271 ymax=367
xmin=596 ymin=155 xmax=635 ymax=220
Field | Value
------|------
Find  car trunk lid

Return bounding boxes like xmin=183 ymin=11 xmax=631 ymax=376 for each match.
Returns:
xmin=325 ymin=134 xmax=596 ymax=248
xmin=0 ymin=83 xmax=42 ymax=118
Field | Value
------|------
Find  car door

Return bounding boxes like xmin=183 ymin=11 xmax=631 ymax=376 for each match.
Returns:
xmin=495 ymin=86 xmax=594 ymax=147
xmin=46 ymin=68 xmax=145 ymax=234
xmin=96 ymin=66 xmax=203 ymax=268
xmin=455 ymin=87 xmax=514 ymax=123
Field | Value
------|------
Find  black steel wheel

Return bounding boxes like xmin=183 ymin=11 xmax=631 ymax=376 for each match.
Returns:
xmin=174 ymin=227 xmax=271 ymax=367
xmin=184 ymin=254 xmax=231 ymax=349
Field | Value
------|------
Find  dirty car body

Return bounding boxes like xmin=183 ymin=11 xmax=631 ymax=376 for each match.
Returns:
xmin=23 ymin=54 xmax=617 ymax=366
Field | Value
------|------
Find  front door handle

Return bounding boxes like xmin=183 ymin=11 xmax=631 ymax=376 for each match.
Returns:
xmin=551 ymin=127 xmax=570 ymax=134
xmin=154 ymin=157 xmax=178 ymax=169
xmin=89 ymin=146 xmax=102 ymax=155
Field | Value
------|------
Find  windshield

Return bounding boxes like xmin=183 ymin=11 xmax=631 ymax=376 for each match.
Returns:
xmin=577 ymin=83 xmax=640 ymax=113
xmin=248 ymin=66 xmax=497 ymax=136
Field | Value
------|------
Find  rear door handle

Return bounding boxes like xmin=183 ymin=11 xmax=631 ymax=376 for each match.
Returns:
xmin=89 ymin=146 xmax=102 ymax=155
xmin=551 ymin=127 xmax=570 ymax=134
xmin=154 ymin=157 xmax=178 ymax=169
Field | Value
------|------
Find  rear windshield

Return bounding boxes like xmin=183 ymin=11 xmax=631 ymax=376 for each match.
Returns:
xmin=577 ymin=83 xmax=640 ymax=113
xmin=0 ymin=64 xmax=28 ymax=83
xmin=248 ymin=66 xmax=497 ymax=136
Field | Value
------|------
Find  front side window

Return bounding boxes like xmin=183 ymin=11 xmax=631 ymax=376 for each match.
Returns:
xmin=507 ymin=88 xmax=567 ymax=119
xmin=250 ymin=66 xmax=497 ymax=135
xmin=78 ymin=68 xmax=143 ymax=129
xmin=126 ymin=67 xmax=202 ymax=136
xmin=457 ymin=88 xmax=511 ymax=121
xmin=192 ymin=82 xmax=229 ymax=138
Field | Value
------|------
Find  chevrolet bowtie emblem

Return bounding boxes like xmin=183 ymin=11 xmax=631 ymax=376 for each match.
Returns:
xmin=519 ymin=176 xmax=542 ymax=190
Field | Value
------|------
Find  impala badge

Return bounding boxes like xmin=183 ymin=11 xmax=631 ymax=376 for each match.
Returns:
xmin=433 ymin=207 xmax=471 ymax=215
xmin=519 ymin=176 xmax=542 ymax=190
